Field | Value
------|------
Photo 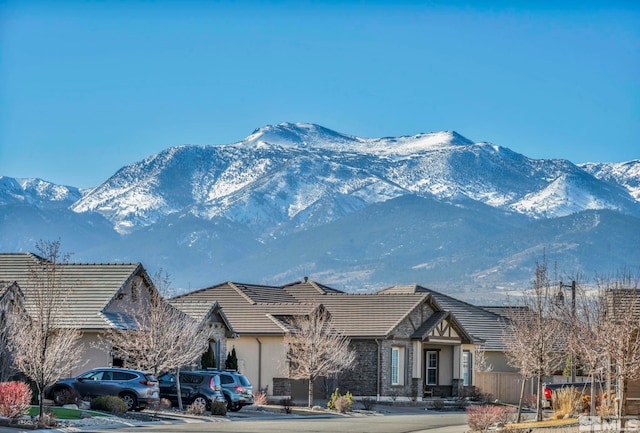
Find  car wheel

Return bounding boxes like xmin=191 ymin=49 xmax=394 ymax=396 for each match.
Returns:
xmin=193 ymin=395 xmax=210 ymax=410
xmin=52 ymin=387 xmax=70 ymax=405
xmin=224 ymin=395 xmax=233 ymax=410
xmin=120 ymin=392 xmax=137 ymax=411
xmin=229 ymin=403 xmax=241 ymax=412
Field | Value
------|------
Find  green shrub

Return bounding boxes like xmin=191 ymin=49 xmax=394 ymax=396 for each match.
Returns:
xmin=90 ymin=395 xmax=128 ymax=415
xmin=211 ymin=400 xmax=227 ymax=416
xmin=327 ymin=388 xmax=353 ymax=412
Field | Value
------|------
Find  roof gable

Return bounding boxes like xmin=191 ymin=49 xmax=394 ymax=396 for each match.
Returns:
xmin=379 ymin=284 xmax=507 ymax=350
xmin=0 ymin=253 xmax=147 ymax=329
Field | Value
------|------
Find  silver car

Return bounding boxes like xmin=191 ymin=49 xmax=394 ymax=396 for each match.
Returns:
xmin=45 ymin=367 xmax=159 ymax=411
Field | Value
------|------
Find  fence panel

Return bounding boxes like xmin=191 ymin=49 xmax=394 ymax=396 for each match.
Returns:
xmin=475 ymin=372 xmax=533 ymax=405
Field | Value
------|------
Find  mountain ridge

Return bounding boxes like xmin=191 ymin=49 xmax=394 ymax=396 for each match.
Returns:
xmin=1 ymin=123 xmax=638 ymax=301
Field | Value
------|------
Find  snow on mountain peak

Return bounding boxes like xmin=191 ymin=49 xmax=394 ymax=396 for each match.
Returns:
xmin=59 ymin=123 xmax=639 ymax=237
xmin=241 ymin=122 xmax=474 ymax=156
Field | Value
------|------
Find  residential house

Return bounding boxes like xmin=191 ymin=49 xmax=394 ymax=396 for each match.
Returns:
xmin=166 ymin=299 xmax=237 ymax=372
xmin=0 ymin=253 xmax=235 ymax=377
xmin=604 ymin=288 xmax=640 ymax=416
xmin=170 ymin=279 xmax=509 ymax=401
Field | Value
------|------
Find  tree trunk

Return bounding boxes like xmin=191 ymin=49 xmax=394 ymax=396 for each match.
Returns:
xmin=176 ymin=367 xmax=184 ymax=411
xmin=308 ymin=375 xmax=314 ymax=408
xmin=620 ymin=378 xmax=627 ymax=428
xmin=517 ymin=377 xmax=526 ymax=423
xmin=38 ymin=385 xmax=45 ymax=421
xmin=590 ymin=373 xmax=596 ymax=416
xmin=536 ymin=373 xmax=543 ymax=421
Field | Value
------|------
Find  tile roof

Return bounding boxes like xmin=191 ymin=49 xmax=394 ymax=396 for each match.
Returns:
xmin=170 ymin=282 xmax=317 ymax=335
xmin=604 ymin=288 xmax=640 ymax=321
xmin=378 ymin=285 xmax=507 ymax=350
xmin=410 ymin=310 xmax=474 ymax=343
xmin=166 ymin=299 xmax=236 ymax=335
xmin=0 ymin=253 xmax=146 ymax=330
xmin=172 ymin=280 xmax=440 ymax=338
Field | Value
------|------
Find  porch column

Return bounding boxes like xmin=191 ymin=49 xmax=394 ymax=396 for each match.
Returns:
xmin=412 ymin=341 xmax=422 ymax=378
xmin=453 ymin=345 xmax=462 ymax=380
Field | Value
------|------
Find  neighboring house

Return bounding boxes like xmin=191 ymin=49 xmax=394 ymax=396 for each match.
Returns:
xmin=166 ymin=299 xmax=237 ymax=371
xmin=0 ymin=253 xmax=234 ymax=377
xmin=171 ymin=279 xmax=509 ymax=401
xmin=604 ymin=288 xmax=640 ymax=416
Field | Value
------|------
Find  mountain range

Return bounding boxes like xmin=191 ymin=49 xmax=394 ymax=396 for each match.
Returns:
xmin=2 ymin=123 xmax=639 ymax=303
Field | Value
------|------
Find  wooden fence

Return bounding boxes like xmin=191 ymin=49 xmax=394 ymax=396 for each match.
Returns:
xmin=475 ymin=372 xmax=532 ymax=405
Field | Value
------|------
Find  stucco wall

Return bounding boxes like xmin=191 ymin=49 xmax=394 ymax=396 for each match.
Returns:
xmin=230 ymin=335 xmax=286 ymax=395
xmin=74 ymin=331 xmax=111 ymax=377
xmin=485 ymin=350 xmax=518 ymax=373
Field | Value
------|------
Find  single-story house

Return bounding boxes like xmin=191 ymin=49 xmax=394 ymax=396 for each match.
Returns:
xmin=170 ymin=278 xmax=509 ymax=401
xmin=0 ymin=253 xmax=235 ymax=377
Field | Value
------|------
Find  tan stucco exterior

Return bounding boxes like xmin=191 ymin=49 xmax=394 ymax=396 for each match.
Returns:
xmin=230 ymin=335 xmax=286 ymax=394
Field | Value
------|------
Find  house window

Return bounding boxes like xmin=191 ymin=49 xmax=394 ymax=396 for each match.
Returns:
xmin=463 ymin=350 xmax=472 ymax=386
xmin=426 ymin=351 xmax=438 ymax=385
xmin=391 ymin=346 xmax=405 ymax=385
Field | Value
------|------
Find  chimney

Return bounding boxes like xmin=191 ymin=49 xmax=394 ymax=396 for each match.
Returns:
xmin=303 ymin=276 xmax=308 ymax=283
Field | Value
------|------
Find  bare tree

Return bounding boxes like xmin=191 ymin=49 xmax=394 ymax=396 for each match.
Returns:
xmin=503 ymin=259 xmax=566 ymax=421
xmin=592 ymin=271 xmax=640 ymax=424
xmin=103 ymin=270 xmax=213 ymax=409
xmin=0 ymin=283 xmax=23 ymax=382
xmin=7 ymin=240 xmax=83 ymax=420
xmin=566 ymin=280 xmax=610 ymax=417
xmin=283 ymin=305 xmax=356 ymax=408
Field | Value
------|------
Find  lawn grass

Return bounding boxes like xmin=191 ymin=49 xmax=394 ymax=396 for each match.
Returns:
xmin=28 ymin=406 xmax=108 ymax=419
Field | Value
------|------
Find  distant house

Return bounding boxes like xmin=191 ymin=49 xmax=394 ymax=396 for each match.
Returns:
xmin=170 ymin=279 xmax=509 ymax=401
xmin=0 ymin=253 xmax=235 ymax=377
xmin=603 ymin=288 xmax=640 ymax=416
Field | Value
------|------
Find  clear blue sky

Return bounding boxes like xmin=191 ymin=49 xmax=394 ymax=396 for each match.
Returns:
xmin=1 ymin=1 xmax=638 ymax=188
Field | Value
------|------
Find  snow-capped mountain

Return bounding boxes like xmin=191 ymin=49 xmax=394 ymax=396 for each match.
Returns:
xmin=70 ymin=123 xmax=639 ymax=236
xmin=579 ymin=160 xmax=640 ymax=201
xmin=2 ymin=123 xmax=639 ymax=301
xmin=0 ymin=176 xmax=83 ymax=208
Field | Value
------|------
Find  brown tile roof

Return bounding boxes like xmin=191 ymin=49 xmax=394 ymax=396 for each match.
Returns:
xmin=378 ymin=284 xmax=507 ymax=350
xmin=604 ymin=288 xmax=640 ymax=321
xmin=166 ymin=299 xmax=236 ymax=334
xmin=0 ymin=253 xmax=146 ymax=330
xmin=171 ymin=282 xmax=316 ymax=335
xmin=172 ymin=280 xmax=437 ymax=338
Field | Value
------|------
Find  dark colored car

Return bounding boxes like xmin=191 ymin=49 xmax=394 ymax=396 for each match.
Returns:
xmin=204 ymin=370 xmax=253 ymax=411
xmin=45 ymin=367 xmax=159 ymax=411
xmin=158 ymin=370 xmax=224 ymax=409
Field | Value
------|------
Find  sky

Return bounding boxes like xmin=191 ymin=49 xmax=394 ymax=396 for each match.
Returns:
xmin=1 ymin=1 xmax=638 ymax=188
